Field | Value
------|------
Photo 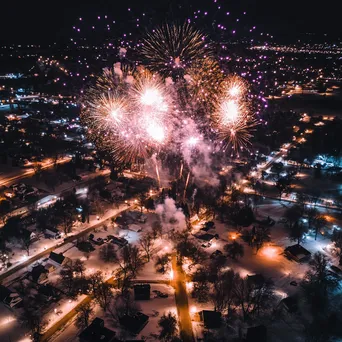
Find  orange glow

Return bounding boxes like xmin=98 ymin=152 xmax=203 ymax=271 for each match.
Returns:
xmin=260 ymin=246 xmax=278 ymax=259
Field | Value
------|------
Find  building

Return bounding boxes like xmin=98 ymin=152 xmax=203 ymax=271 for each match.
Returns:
xmin=199 ymin=310 xmax=222 ymax=329
xmin=0 ymin=285 xmax=22 ymax=308
xmin=119 ymin=312 xmax=149 ymax=335
xmin=28 ymin=264 xmax=49 ymax=284
xmin=48 ymin=252 xmax=70 ymax=268
xmin=284 ymin=244 xmax=311 ymax=262
xmin=21 ymin=228 xmax=37 ymax=242
xmin=134 ymin=284 xmax=151 ymax=300
xmin=79 ymin=317 xmax=117 ymax=342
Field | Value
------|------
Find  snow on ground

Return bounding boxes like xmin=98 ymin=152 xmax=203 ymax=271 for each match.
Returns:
xmin=51 ymin=284 xmax=176 ymax=342
xmin=0 ymin=303 xmax=27 ymax=342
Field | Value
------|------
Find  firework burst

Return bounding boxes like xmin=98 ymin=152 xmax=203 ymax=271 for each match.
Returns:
xmin=213 ymin=75 xmax=258 ymax=152
xmin=141 ymin=22 xmax=213 ymax=76
xmin=185 ymin=58 xmax=225 ymax=109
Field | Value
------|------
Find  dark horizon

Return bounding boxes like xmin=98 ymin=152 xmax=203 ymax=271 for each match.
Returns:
xmin=0 ymin=0 xmax=341 ymax=45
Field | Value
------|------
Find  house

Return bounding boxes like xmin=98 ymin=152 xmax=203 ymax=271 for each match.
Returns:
xmin=119 ymin=312 xmax=149 ymax=335
xmin=48 ymin=252 xmax=70 ymax=267
xmin=199 ymin=310 xmax=222 ymax=329
xmin=21 ymin=228 xmax=37 ymax=242
xmin=28 ymin=264 xmax=49 ymax=284
xmin=196 ymin=233 xmax=216 ymax=242
xmin=0 ymin=285 xmax=22 ymax=308
xmin=246 ymin=325 xmax=267 ymax=342
xmin=277 ymin=296 xmax=298 ymax=314
xmin=134 ymin=284 xmax=150 ymax=300
xmin=79 ymin=317 xmax=117 ymax=342
xmin=284 ymin=244 xmax=311 ymax=262
xmin=38 ymin=284 xmax=60 ymax=301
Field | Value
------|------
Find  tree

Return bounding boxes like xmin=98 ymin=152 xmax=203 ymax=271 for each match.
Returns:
xmin=94 ymin=282 xmax=113 ymax=311
xmin=2 ymin=216 xmax=23 ymax=243
xmin=314 ymin=215 xmax=327 ymax=240
xmin=224 ymin=242 xmax=244 ymax=260
xmin=284 ymin=205 xmax=302 ymax=229
xmin=233 ymin=274 xmax=275 ymax=320
xmin=307 ymin=207 xmax=318 ymax=231
xmin=21 ymin=234 xmax=32 ymax=256
xmin=119 ymin=244 xmax=144 ymax=279
xmin=139 ymin=232 xmax=155 ymax=262
xmin=107 ymin=291 xmax=141 ymax=323
xmin=152 ymin=220 xmax=163 ymax=239
xmin=99 ymin=244 xmax=118 ymax=263
xmin=211 ymin=269 xmax=238 ymax=314
xmin=60 ymin=262 xmax=76 ymax=296
xmin=73 ymin=259 xmax=86 ymax=278
xmin=191 ymin=267 xmax=210 ymax=303
xmin=275 ymin=176 xmax=292 ymax=200
xmin=154 ymin=253 xmax=171 ymax=274
xmin=332 ymin=229 xmax=342 ymax=265
xmin=20 ymin=305 xmax=46 ymax=342
xmin=137 ymin=190 xmax=147 ymax=213
xmin=158 ymin=312 xmax=178 ymax=341
xmin=75 ymin=302 xmax=94 ymax=330
xmin=0 ymin=199 xmax=11 ymax=224
xmin=301 ymin=252 xmax=339 ymax=310
xmin=289 ymin=221 xmax=307 ymax=245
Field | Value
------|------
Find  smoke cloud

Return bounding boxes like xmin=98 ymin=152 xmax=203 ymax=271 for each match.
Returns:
xmin=155 ymin=198 xmax=187 ymax=233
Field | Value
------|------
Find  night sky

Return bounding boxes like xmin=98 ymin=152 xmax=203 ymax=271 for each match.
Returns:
xmin=0 ymin=0 xmax=341 ymax=44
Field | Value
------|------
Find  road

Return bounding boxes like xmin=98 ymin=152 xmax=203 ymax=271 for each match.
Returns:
xmin=0 ymin=201 xmax=137 ymax=282
xmin=172 ymin=255 xmax=194 ymax=342
xmin=0 ymin=157 xmax=71 ymax=187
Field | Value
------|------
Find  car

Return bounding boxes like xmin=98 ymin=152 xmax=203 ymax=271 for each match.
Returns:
xmin=111 ymin=236 xmax=128 ymax=247
xmin=290 ymin=281 xmax=298 ymax=286
xmin=278 ymin=218 xmax=288 ymax=224
xmin=153 ymin=290 xmax=168 ymax=298
xmin=210 ymin=250 xmax=223 ymax=259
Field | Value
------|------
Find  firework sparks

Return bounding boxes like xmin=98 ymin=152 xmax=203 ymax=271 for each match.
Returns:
xmin=213 ymin=76 xmax=258 ymax=152
xmin=141 ymin=22 xmax=213 ymax=76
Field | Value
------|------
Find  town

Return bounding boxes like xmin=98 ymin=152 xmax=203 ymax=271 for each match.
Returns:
xmin=1 ymin=2 xmax=342 ymax=342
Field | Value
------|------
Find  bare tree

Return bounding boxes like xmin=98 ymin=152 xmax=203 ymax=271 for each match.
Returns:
xmin=154 ymin=253 xmax=171 ymax=274
xmin=301 ymin=252 xmax=339 ymax=311
xmin=314 ymin=215 xmax=327 ymax=240
xmin=99 ymin=244 xmax=118 ymax=263
xmin=94 ymin=282 xmax=114 ymax=311
xmin=75 ymin=302 xmax=94 ymax=330
xmin=233 ymin=274 xmax=275 ymax=320
xmin=119 ymin=244 xmax=144 ymax=278
xmin=107 ymin=291 xmax=141 ymax=323
xmin=224 ymin=242 xmax=244 ymax=260
xmin=152 ymin=220 xmax=163 ymax=239
xmin=158 ymin=311 xmax=178 ymax=342
xmin=73 ymin=259 xmax=86 ymax=278
xmin=20 ymin=305 xmax=46 ymax=342
xmin=211 ymin=269 xmax=238 ymax=314
xmin=21 ymin=235 xmax=32 ymax=256
xmin=140 ymin=232 xmax=155 ymax=262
